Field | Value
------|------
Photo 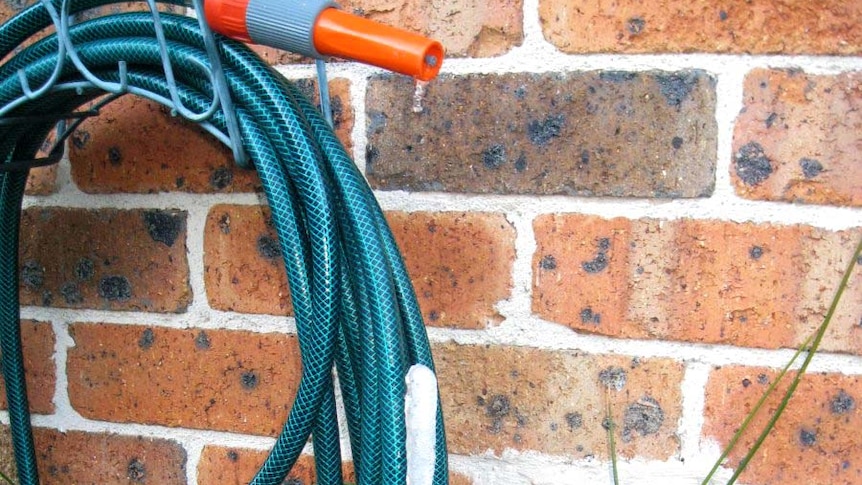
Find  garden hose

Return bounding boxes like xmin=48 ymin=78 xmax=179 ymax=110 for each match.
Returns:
xmin=0 ymin=2 xmax=448 ymax=484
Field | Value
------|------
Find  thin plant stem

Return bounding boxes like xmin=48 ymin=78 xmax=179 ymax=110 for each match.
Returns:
xmin=0 ymin=469 xmax=14 ymax=485
xmin=606 ymin=388 xmax=620 ymax=485
xmin=725 ymin=236 xmax=862 ymax=485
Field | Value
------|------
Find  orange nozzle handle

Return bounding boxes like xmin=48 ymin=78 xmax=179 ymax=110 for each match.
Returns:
xmin=313 ymin=8 xmax=444 ymax=81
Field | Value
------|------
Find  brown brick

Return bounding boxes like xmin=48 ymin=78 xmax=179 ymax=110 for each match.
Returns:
xmin=25 ymin=166 xmax=59 ymax=196
xmin=540 ymin=0 xmax=862 ymax=55
xmin=0 ymin=320 xmax=54 ymax=414
xmin=0 ymin=426 xmax=186 ymax=484
xmin=533 ymin=215 xmax=862 ymax=353
xmin=67 ymin=323 xmax=301 ymax=435
xmin=197 ymin=445 xmax=472 ymax=484
xmin=206 ymin=207 xmax=515 ymax=327
xmin=435 ymin=342 xmax=684 ymax=460
xmin=704 ymin=366 xmax=862 ymax=485
xmin=732 ymin=69 xmax=862 ymax=206
xmin=19 ymin=207 xmax=191 ymax=312
xmin=204 ymin=205 xmax=292 ymax=315
xmin=366 ymin=72 xmax=716 ymax=197
xmin=387 ymin=212 xmax=515 ymax=329
xmin=68 ymin=79 xmax=351 ymax=194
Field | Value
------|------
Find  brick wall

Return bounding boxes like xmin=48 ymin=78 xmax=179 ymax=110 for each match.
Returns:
xmin=1 ymin=0 xmax=861 ymax=484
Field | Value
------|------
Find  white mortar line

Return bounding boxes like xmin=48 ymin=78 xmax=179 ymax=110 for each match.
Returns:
xmin=349 ymin=75 xmax=370 ymax=175
xmin=48 ymin=318 xmax=82 ymax=429
xmin=678 ymin=362 xmax=712 ymax=463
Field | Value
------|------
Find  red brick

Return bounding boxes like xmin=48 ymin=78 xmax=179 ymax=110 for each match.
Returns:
xmin=540 ymin=0 xmax=862 ymax=55
xmin=386 ymin=212 xmax=515 ymax=329
xmin=19 ymin=207 xmax=191 ymax=313
xmin=366 ymin=72 xmax=716 ymax=197
xmin=25 ymin=166 xmax=59 ymax=196
xmin=67 ymin=323 xmax=301 ymax=436
xmin=206 ymin=207 xmax=516 ymax=328
xmin=435 ymin=342 xmax=684 ymax=460
xmin=204 ymin=205 xmax=292 ymax=315
xmin=732 ymin=69 xmax=862 ymax=206
xmin=0 ymin=320 xmax=54 ymax=414
xmin=197 ymin=445 xmax=472 ymax=484
xmin=0 ymin=426 xmax=186 ymax=484
xmin=704 ymin=366 xmax=862 ymax=485
xmin=533 ymin=214 xmax=862 ymax=353
xmin=68 ymin=79 xmax=351 ymax=194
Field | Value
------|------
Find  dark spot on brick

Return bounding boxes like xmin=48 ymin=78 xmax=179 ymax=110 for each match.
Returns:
xmin=765 ymin=112 xmax=778 ymax=128
xmin=580 ymin=307 xmax=601 ymax=325
xmin=749 ymin=245 xmax=763 ymax=260
xmin=582 ymin=253 xmax=608 ymax=273
xmin=598 ymin=237 xmax=611 ymax=251
xmin=329 ymin=96 xmax=345 ymax=127
xmin=565 ymin=412 xmax=583 ymax=430
xmin=627 ymin=17 xmax=646 ymax=35
xmin=599 ymin=366 xmax=627 ymax=390
xmin=486 ymin=394 xmax=510 ymax=418
xmin=539 ymin=255 xmax=557 ymax=270
xmin=579 ymin=149 xmax=590 ymax=167
xmin=550 ymin=422 xmax=558 ymax=431
xmin=106 ymin=146 xmax=122 ymax=165
xmin=210 ymin=167 xmax=234 ymax=190
xmin=830 ymin=390 xmax=855 ymax=415
xmin=758 ymin=373 xmax=769 ymax=385
xmin=734 ymin=142 xmax=773 ymax=185
xmin=622 ymin=396 xmax=664 ymax=441
xmin=257 ymin=235 xmax=281 ymax=260
xmin=60 ymin=282 xmax=83 ymax=305
xmin=514 ymin=154 xmax=527 ymax=172
xmin=428 ymin=310 xmax=440 ymax=321
xmin=799 ymin=428 xmax=816 ymax=446
xmin=142 ymin=211 xmax=184 ymax=247
xmin=799 ymin=158 xmax=823 ymax=179
xmin=514 ymin=85 xmax=526 ymax=99
xmin=138 ymin=328 xmax=155 ymax=350
xmin=742 ymin=378 xmax=751 ymax=388
xmin=599 ymin=71 xmax=638 ymax=83
xmin=482 ymin=144 xmax=507 ymax=169
xmin=195 ymin=330 xmax=211 ymax=350
xmin=175 ymin=177 xmax=185 ymax=188
xmin=719 ymin=10 xmax=728 ymax=21
xmin=21 ymin=260 xmax=44 ymax=289
xmin=514 ymin=409 xmax=528 ymax=427
xmin=127 ymin=458 xmax=146 ymax=482
xmin=71 ymin=130 xmax=90 ymax=149
xmin=217 ymin=213 xmax=231 ymax=234
xmin=671 ymin=136 xmax=684 ymax=149
xmin=527 ymin=114 xmax=565 ymax=146
xmin=241 ymin=371 xmax=259 ymax=390
xmin=512 ymin=433 xmax=522 ymax=443
xmin=843 ymin=461 xmax=851 ymax=470
xmin=74 ymin=258 xmax=95 ymax=280
xmin=226 ymin=450 xmax=239 ymax=462
xmin=41 ymin=291 xmax=53 ymax=306
xmin=488 ymin=418 xmax=504 ymax=434
xmin=656 ymin=72 xmax=700 ymax=107
xmin=98 ymin=275 xmax=132 ymax=301
xmin=602 ymin=416 xmax=613 ymax=431
xmin=366 ymin=145 xmax=379 ymax=168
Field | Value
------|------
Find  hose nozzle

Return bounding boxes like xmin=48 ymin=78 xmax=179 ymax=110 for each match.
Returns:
xmin=204 ymin=0 xmax=444 ymax=81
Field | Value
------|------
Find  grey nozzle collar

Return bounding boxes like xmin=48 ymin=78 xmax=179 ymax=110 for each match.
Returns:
xmin=246 ymin=0 xmax=337 ymax=58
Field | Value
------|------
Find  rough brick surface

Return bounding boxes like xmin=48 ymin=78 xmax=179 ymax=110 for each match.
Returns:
xmin=67 ymin=324 xmax=301 ymax=435
xmin=386 ymin=211 xmax=515 ymax=328
xmin=367 ymin=72 xmax=716 ymax=197
xmin=25 ymin=166 xmax=59 ymax=196
xmin=540 ymin=0 xmax=862 ymax=55
xmin=704 ymin=367 xmax=862 ymax=485
xmin=197 ymin=445 xmax=472 ymax=484
xmin=0 ymin=427 xmax=186 ymax=484
xmin=732 ymin=69 xmax=862 ymax=206
xmin=69 ymin=79 xmax=351 ymax=194
xmin=206 ymin=206 xmax=516 ymax=327
xmin=204 ymin=205 xmax=292 ymax=315
xmin=533 ymin=214 xmax=862 ymax=353
xmin=0 ymin=320 xmax=54 ymax=414
xmin=19 ymin=207 xmax=191 ymax=312
xmin=435 ymin=342 xmax=684 ymax=459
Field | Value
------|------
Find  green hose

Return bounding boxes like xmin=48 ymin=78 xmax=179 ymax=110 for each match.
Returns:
xmin=0 ymin=3 xmax=447 ymax=484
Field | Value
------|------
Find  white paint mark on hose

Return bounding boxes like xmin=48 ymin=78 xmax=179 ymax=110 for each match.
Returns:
xmin=405 ymin=364 xmax=437 ymax=485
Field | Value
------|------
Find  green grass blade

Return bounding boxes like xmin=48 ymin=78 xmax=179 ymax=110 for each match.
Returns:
xmin=0 ymin=469 xmax=15 ymax=485
xmin=606 ymin=389 xmax=620 ymax=485
xmin=700 ymin=331 xmax=815 ymax=485
xmin=725 ymin=236 xmax=862 ymax=485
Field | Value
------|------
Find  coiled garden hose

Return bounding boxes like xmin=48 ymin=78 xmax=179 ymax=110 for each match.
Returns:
xmin=0 ymin=2 xmax=448 ymax=484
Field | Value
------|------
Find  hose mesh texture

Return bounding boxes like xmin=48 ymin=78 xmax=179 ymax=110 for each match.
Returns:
xmin=0 ymin=5 xmax=448 ymax=485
